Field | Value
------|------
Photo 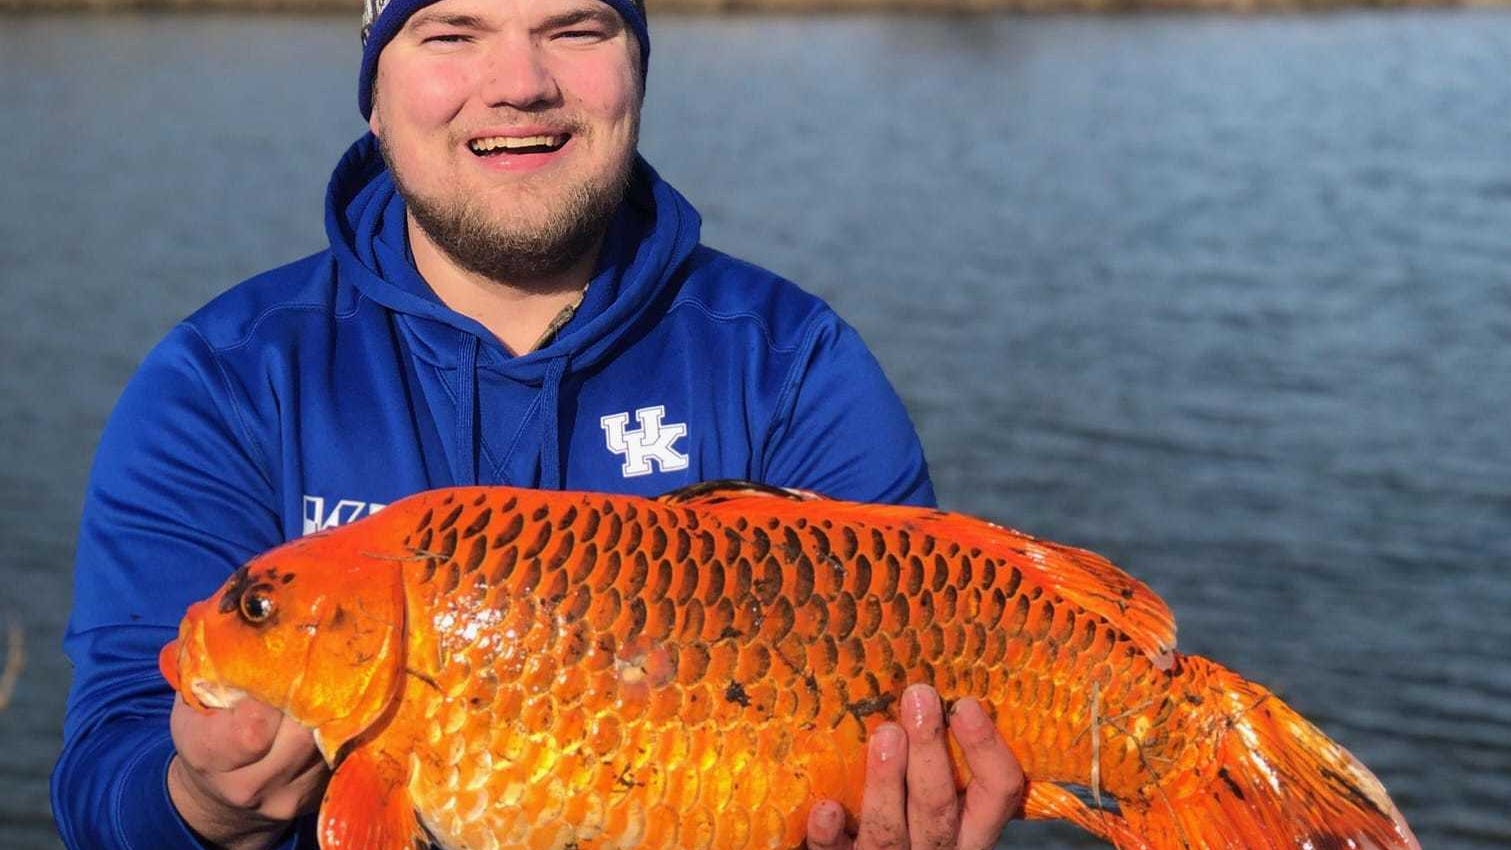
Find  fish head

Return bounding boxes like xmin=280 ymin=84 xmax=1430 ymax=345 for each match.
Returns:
xmin=160 ymin=531 xmax=408 ymax=764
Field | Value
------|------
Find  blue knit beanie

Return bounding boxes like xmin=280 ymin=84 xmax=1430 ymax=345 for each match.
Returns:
xmin=358 ymin=0 xmax=650 ymax=120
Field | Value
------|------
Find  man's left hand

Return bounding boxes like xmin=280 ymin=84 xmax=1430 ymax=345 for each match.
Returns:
xmin=804 ymin=684 xmax=1025 ymax=850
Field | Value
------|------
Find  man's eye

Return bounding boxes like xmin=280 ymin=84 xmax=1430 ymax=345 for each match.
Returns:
xmin=423 ymin=33 xmax=471 ymax=45
xmin=558 ymin=29 xmax=607 ymax=41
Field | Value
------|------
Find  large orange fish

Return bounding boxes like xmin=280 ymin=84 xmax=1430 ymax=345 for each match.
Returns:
xmin=160 ymin=482 xmax=1419 ymax=850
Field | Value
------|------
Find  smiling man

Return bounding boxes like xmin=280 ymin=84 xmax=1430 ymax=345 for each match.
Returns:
xmin=52 ymin=0 xmax=1024 ymax=848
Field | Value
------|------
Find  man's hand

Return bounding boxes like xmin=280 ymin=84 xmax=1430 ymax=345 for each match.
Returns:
xmin=167 ymin=694 xmax=330 ymax=850
xmin=805 ymin=684 xmax=1025 ymax=850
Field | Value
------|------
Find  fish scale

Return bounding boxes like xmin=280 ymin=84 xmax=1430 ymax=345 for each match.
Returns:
xmin=161 ymin=483 xmax=1420 ymax=850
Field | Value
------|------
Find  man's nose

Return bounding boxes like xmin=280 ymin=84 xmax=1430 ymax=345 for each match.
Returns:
xmin=479 ymin=39 xmax=561 ymax=110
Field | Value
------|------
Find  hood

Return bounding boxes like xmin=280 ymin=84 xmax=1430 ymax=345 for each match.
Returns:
xmin=323 ymin=133 xmax=703 ymax=487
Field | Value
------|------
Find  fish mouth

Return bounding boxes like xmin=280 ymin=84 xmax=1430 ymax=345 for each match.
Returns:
xmin=165 ymin=615 xmax=245 ymax=711
xmin=189 ymin=680 xmax=248 ymax=710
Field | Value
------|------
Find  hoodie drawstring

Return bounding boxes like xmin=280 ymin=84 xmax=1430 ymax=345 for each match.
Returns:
xmin=455 ymin=334 xmax=480 ymax=486
xmin=540 ymin=356 xmax=568 ymax=490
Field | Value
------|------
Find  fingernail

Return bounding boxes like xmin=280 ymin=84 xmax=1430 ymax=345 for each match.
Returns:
xmin=902 ymin=683 xmax=940 ymax=729
xmin=950 ymin=696 xmax=989 ymax=732
xmin=871 ymin=723 xmax=904 ymax=762
xmin=815 ymin=801 xmax=842 ymax=831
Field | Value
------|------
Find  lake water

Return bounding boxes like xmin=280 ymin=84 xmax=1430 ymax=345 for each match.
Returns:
xmin=3 ymin=9 xmax=1510 ymax=849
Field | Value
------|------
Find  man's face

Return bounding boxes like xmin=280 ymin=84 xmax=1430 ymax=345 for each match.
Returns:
xmin=370 ymin=0 xmax=642 ymax=283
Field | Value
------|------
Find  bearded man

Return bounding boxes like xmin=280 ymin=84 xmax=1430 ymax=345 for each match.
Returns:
xmin=53 ymin=0 xmax=1025 ymax=848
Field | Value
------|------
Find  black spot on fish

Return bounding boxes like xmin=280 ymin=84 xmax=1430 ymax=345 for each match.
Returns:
xmin=603 ymin=513 xmax=624 ymax=549
xmin=463 ymin=508 xmax=492 ymax=538
xmin=722 ymin=527 xmax=743 ymax=562
xmin=1320 ymin=767 xmax=1392 ymax=819
xmin=532 ymin=505 xmax=550 ymax=522
xmin=725 ymin=680 xmax=750 ymax=707
xmin=434 ymin=528 xmax=459 ymax=562
xmin=492 ymin=513 xmax=524 ymax=548
xmin=522 ymin=522 xmax=553 ymax=559
xmin=780 ymin=527 xmax=803 ymax=562
xmin=545 ymin=531 xmax=575 ymax=574
xmin=490 ymin=547 xmax=518 ymax=585
xmin=280 ymin=574 xmax=295 ymax=585
xmin=218 ymin=565 xmax=254 ymax=614
xmin=580 ymin=508 xmax=601 ymax=541
xmin=330 ymin=605 xmax=348 ymax=628
xmin=1218 ymin=767 xmax=1245 ymax=800
xmin=438 ymin=504 xmax=464 ymax=532
xmin=463 ymin=535 xmax=487 ymax=574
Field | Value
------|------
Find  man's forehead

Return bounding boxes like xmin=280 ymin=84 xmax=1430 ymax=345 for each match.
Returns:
xmin=402 ymin=0 xmax=621 ymax=29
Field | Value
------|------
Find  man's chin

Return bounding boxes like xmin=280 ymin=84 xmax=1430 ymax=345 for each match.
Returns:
xmin=391 ymin=152 xmax=635 ymax=285
xmin=413 ymin=204 xmax=613 ymax=285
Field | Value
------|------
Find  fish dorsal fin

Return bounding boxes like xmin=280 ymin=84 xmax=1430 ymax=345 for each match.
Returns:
xmin=657 ymin=479 xmax=823 ymax=507
xmin=673 ymin=493 xmax=1178 ymax=667
xmin=886 ymin=508 xmax=1177 ymax=667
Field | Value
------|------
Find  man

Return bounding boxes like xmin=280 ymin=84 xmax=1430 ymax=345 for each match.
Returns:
xmin=52 ymin=0 xmax=1025 ymax=847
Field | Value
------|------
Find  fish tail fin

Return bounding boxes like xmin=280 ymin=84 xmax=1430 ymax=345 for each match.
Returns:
xmin=1123 ymin=657 xmax=1418 ymax=850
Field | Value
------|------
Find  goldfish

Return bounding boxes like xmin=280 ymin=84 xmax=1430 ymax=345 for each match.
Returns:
xmin=159 ymin=481 xmax=1419 ymax=850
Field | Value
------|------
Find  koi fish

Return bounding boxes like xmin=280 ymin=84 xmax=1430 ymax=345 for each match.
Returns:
xmin=159 ymin=482 xmax=1419 ymax=850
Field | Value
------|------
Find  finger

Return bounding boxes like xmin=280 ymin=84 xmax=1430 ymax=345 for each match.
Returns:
xmin=805 ymin=800 xmax=854 ymax=850
xmin=853 ymin=724 xmax=909 ymax=850
xmin=950 ymin=698 xmax=1023 ymax=850
xmin=221 ymin=711 xmax=330 ymax=817
xmin=900 ymin=685 xmax=958 ymax=850
xmin=170 ymin=695 xmax=280 ymax=774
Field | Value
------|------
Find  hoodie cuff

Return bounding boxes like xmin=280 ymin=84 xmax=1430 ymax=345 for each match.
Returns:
xmin=115 ymin=738 xmax=301 ymax=850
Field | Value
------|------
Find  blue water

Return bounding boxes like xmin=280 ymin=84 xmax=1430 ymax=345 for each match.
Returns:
xmin=3 ymin=10 xmax=1509 ymax=848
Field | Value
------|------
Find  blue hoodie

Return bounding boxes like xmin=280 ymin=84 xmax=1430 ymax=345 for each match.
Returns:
xmin=52 ymin=135 xmax=934 ymax=849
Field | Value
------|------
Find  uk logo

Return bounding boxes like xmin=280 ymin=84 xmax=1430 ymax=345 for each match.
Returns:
xmin=600 ymin=406 xmax=689 ymax=477
xmin=302 ymin=496 xmax=386 ymax=536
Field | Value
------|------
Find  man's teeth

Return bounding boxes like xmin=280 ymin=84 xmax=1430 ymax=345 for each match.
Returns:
xmin=469 ymin=135 xmax=567 ymax=154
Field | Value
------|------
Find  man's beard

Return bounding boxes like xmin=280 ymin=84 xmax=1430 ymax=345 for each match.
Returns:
xmin=380 ymin=134 xmax=634 ymax=286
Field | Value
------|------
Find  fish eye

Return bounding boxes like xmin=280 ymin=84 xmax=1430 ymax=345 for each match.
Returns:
xmin=239 ymin=584 xmax=276 ymax=624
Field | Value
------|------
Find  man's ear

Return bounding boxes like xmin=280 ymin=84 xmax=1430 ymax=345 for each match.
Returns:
xmin=369 ymin=77 xmax=383 ymax=137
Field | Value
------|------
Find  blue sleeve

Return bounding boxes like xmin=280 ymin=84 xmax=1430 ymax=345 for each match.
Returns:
xmin=761 ymin=317 xmax=936 ymax=507
xmin=51 ymin=325 xmax=295 ymax=850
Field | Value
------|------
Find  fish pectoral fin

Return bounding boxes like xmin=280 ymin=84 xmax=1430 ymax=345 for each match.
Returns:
xmin=319 ymin=747 xmax=424 ymax=850
xmin=656 ymin=479 xmax=825 ymax=506
xmin=1023 ymin=781 xmax=1149 ymax=850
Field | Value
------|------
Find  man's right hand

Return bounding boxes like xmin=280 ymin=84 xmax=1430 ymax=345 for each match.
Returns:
xmin=167 ymin=694 xmax=330 ymax=850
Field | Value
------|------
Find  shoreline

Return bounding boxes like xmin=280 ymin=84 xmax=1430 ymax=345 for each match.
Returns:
xmin=3 ymin=0 xmax=1508 ymax=11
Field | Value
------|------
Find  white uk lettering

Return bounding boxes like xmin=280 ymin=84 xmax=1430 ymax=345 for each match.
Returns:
xmin=302 ymin=495 xmax=387 ymax=536
xmin=600 ymin=405 xmax=689 ymax=477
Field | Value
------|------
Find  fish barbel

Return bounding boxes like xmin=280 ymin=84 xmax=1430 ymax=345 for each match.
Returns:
xmin=160 ymin=482 xmax=1419 ymax=850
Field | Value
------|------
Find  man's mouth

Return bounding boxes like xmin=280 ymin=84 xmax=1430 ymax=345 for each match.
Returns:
xmin=468 ymin=134 xmax=570 ymax=157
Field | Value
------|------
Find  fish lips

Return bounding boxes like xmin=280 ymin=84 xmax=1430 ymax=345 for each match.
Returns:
xmin=159 ymin=618 xmax=247 ymax=712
